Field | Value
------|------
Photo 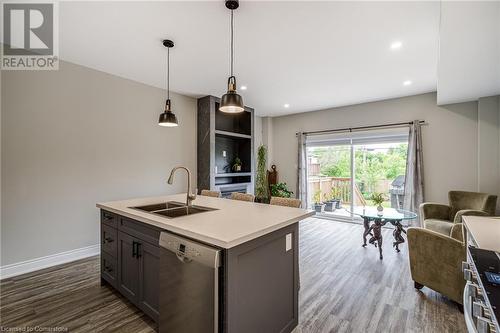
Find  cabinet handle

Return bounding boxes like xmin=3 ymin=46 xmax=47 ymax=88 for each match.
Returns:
xmin=103 ymin=214 xmax=113 ymax=220
xmin=104 ymin=237 xmax=114 ymax=243
xmin=132 ymin=241 xmax=137 ymax=258
xmin=104 ymin=266 xmax=113 ymax=273
xmin=136 ymin=242 xmax=142 ymax=258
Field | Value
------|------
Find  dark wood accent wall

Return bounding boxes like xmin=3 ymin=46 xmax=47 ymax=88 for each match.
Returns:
xmin=197 ymin=95 xmax=255 ymax=195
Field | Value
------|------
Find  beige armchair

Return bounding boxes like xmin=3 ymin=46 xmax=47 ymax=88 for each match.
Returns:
xmin=407 ymin=224 xmax=465 ymax=304
xmin=420 ymin=191 xmax=497 ymax=236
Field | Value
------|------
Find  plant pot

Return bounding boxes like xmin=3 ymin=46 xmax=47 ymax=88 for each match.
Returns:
xmin=377 ymin=205 xmax=384 ymax=215
xmin=335 ymin=199 xmax=342 ymax=209
xmin=313 ymin=204 xmax=323 ymax=213
xmin=233 ymin=165 xmax=241 ymax=172
xmin=324 ymin=201 xmax=336 ymax=212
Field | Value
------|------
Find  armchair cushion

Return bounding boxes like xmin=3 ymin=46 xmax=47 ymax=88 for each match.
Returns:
xmin=420 ymin=203 xmax=451 ymax=221
xmin=424 ymin=218 xmax=454 ymax=236
xmin=453 ymin=209 xmax=489 ymax=224
xmin=407 ymin=227 xmax=466 ymax=304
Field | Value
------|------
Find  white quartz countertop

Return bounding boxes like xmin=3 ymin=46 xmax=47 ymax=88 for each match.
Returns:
xmin=463 ymin=216 xmax=500 ymax=252
xmin=97 ymin=194 xmax=315 ymax=249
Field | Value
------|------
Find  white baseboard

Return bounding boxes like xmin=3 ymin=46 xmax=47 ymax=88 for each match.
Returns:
xmin=0 ymin=244 xmax=100 ymax=280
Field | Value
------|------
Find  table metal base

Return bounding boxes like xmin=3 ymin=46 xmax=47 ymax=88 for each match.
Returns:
xmin=362 ymin=217 xmax=407 ymax=259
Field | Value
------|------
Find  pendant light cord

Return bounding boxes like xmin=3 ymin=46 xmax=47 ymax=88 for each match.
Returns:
xmin=167 ymin=47 xmax=170 ymax=100
xmin=230 ymin=9 xmax=234 ymax=77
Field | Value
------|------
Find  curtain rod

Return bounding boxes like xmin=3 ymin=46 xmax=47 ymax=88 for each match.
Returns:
xmin=296 ymin=120 xmax=427 ymax=136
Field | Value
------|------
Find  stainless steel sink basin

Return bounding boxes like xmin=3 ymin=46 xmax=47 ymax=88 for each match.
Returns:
xmin=129 ymin=201 xmax=216 ymax=219
xmin=154 ymin=205 xmax=216 ymax=218
xmin=131 ymin=201 xmax=185 ymax=212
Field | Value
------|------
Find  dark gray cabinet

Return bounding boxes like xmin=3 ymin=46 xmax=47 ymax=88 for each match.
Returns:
xmin=101 ymin=211 xmax=160 ymax=323
xmin=100 ymin=209 xmax=299 ymax=332
xmin=138 ymin=241 xmax=160 ymax=320
xmin=117 ymin=230 xmax=141 ymax=303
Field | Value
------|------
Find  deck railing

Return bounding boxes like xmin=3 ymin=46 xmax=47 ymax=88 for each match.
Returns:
xmin=308 ymin=176 xmax=366 ymax=205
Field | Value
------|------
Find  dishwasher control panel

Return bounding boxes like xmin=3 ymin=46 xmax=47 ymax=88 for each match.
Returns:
xmin=159 ymin=232 xmax=220 ymax=267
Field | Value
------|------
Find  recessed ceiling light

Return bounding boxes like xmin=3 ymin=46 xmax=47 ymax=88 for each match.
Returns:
xmin=390 ymin=41 xmax=403 ymax=50
xmin=240 ymin=85 xmax=247 ymax=90
xmin=403 ymin=80 xmax=412 ymax=86
xmin=283 ymin=104 xmax=290 ymax=108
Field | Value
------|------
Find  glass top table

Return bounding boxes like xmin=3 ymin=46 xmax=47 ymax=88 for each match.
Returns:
xmin=348 ymin=206 xmax=417 ymax=221
xmin=347 ymin=206 xmax=418 ymax=260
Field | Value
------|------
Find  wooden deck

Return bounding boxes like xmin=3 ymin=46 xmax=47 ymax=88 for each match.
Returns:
xmin=0 ymin=218 xmax=466 ymax=332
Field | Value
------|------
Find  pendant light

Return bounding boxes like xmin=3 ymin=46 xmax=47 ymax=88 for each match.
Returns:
xmin=159 ymin=39 xmax=178 ymax=127
xmin=219 ymin=0 xmax=244 ymax=113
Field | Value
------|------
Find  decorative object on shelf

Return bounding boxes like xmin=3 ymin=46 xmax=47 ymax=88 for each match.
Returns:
xmin=158 ymin=39 xmax=178 ymax=127
xmin=231 ymin=156 xmax=242 ymax=172
xmin=270 ymin=182 xmax=293 ymax=199
xmin=219 ymin=0 xmax=244 ymax=113
xmin=267 ymin=164 xmax=278 ymax=189
xmin=255 ymin=145 xmax=269 ymax=203
xmin=312 ymin=190 xmax=323 ymax=213
xmin=370 ymin=192 xmax=386 ymax=215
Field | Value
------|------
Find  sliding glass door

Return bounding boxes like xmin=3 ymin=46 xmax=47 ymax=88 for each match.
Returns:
xmin=306 ymin=130 xmax=409 ymax=223
xmin=307 ymin=144 xmax=353 ymax=220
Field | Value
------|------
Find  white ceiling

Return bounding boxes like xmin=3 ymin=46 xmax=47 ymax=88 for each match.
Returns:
xmin=437 ymin=1 xmax=500 ymax=105
xmin=57 ymin=1 xmax=498 ymax=117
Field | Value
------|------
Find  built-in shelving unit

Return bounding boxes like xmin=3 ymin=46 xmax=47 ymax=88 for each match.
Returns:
xmin=214 ymin=130 xmax=252 ymax=139
xmin=197 ymin=95 xmax=254 ymax=197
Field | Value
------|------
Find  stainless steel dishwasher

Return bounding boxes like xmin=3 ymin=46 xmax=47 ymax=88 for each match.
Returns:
xmin=159 ymin=232 xmax=221 ymax=333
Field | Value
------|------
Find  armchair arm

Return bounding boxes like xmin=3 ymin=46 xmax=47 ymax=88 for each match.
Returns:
xmin=450 ymin=223 xmax=464 ymax=242
xmin=453 ymin=209 xmax=488 ymax=224
xmin=407 ymin=227 xmax=465 ymax=304
xmin=419 ymin=203 xmax=451 ymax=220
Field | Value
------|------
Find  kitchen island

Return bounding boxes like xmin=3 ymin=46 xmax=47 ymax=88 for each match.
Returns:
xmin=97 ymin=193 xmax=314 ymax=333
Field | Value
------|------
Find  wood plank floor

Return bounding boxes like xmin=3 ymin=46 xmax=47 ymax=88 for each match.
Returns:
xmin=0 ymin=218 xmax=466 ymax=332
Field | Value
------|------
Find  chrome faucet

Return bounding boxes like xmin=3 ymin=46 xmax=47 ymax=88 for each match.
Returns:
xmin=167 ymin=166 xmax=197 ymax=207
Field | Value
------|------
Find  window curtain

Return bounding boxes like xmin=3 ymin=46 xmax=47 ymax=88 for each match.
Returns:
xmin=297 ymin=132 xmax=307 ymax=208
xmin=403 ymin=120 xmax=425 ymax=226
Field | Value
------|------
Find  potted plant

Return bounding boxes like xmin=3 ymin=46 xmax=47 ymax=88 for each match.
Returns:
xmin=232 ymin=157 xmax=242 ymax=172
xmin=324 ymin=191 xmax=336 ymax=212
xmin=329 ymin=187 xmax=342 ymax=209
xmin=312 ymin=190 xmax=323 ymax=213
xmin=370 ymin=192 xmax=386 ymax=214
xmin=270 ymin=182 xmax=293 ymax=198
xmin=254 ymin=145 xmax=269 ymax=203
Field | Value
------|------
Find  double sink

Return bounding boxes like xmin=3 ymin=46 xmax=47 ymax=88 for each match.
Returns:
xmin=130 ymin=201 xmax=216 ymax=218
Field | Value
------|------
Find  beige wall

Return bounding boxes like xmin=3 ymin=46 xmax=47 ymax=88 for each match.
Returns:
xmin=477 ymin=95 xmax=500 ymax=211
xmin=254 ymin=115 xmax=263 ymax=151
xmin=1 ymin=61 xmax=197 ymax=266
xmin=270 ymin=92 xmax=479 ymax=204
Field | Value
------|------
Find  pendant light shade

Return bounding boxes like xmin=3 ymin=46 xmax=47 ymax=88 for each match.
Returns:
xmin=159 ymin=39 xmax=178 ymax=127
xmin=220 ymin=1 xmax=244 ymax=113
xmin=220 ymin=76 xmax=244 ymax=113
xmin=159 ymin=99 xmax=178 ymax=127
